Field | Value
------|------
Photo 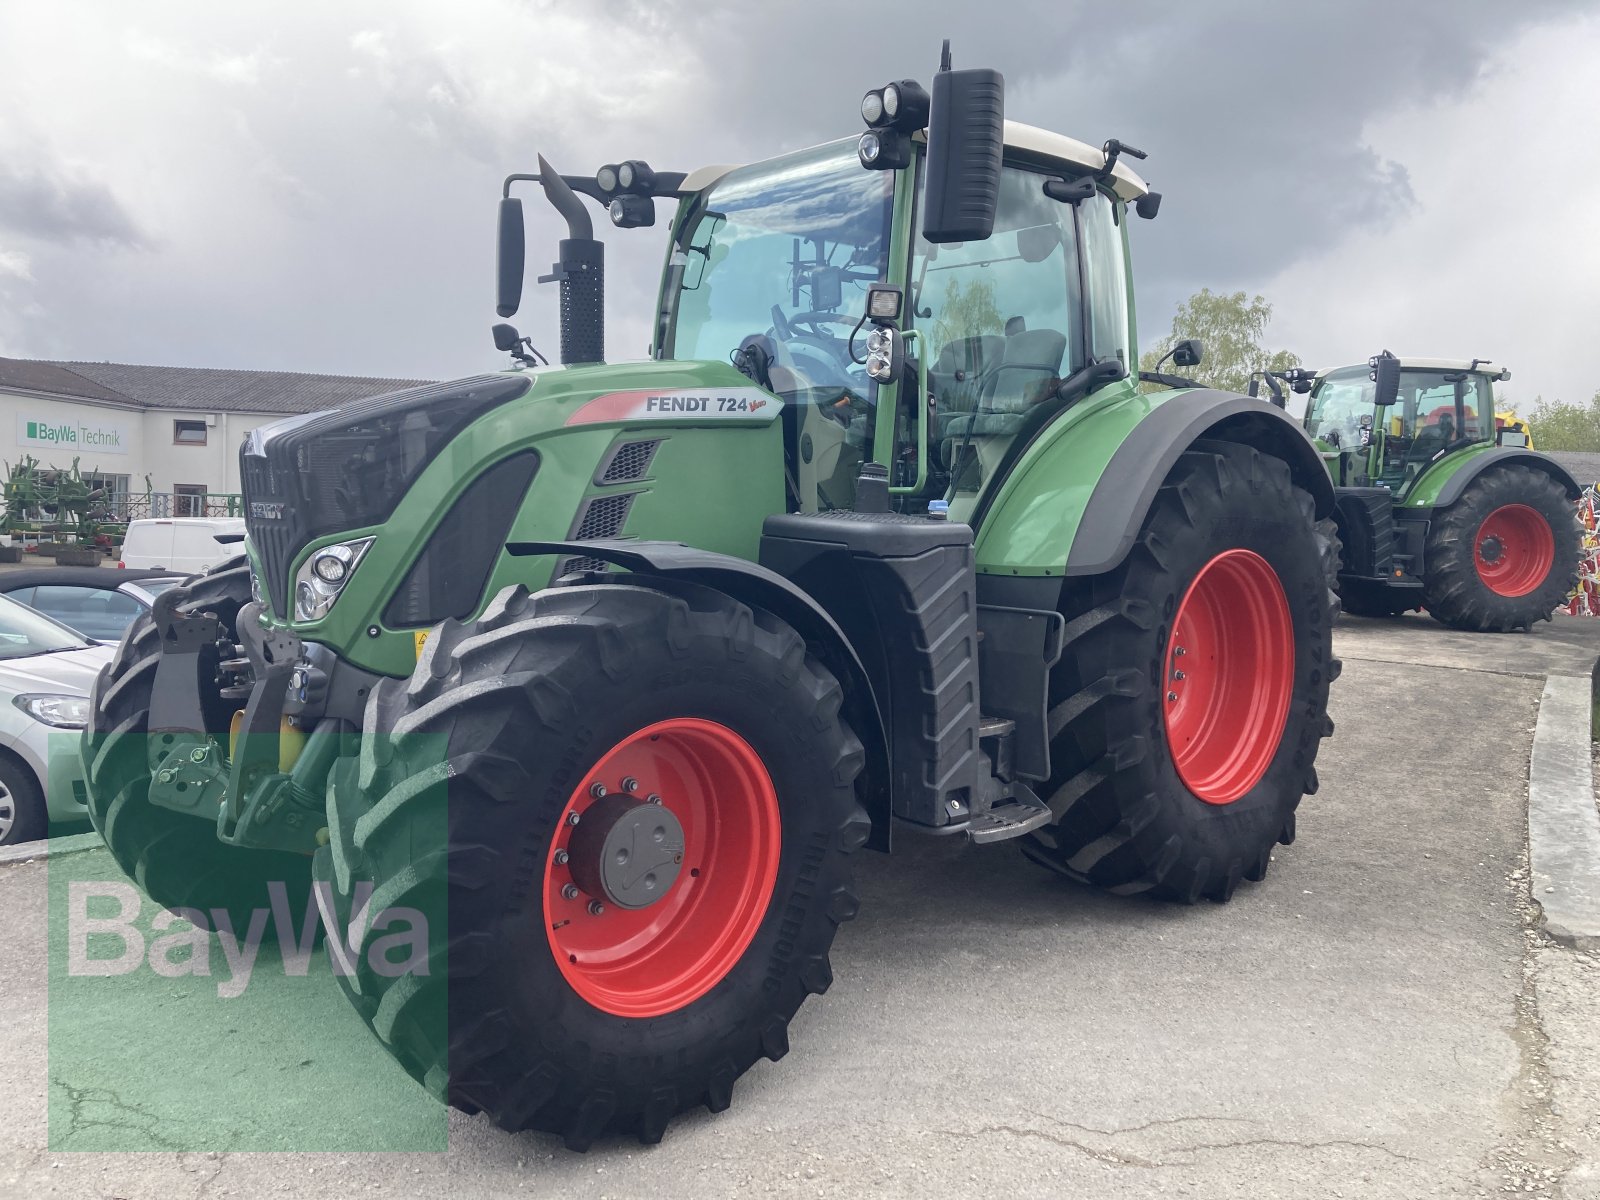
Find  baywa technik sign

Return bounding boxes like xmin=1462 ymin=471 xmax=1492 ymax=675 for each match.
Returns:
xmin=18 ymin=413 xmax=129 ymax=455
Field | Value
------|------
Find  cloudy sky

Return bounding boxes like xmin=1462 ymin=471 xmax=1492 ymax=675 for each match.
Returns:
xmin=1 ymin=1 xmax=1596 ymax=407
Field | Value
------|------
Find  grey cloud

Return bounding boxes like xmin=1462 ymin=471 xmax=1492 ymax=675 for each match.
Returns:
xmin=597 ymin=0 xmax=1582 ymax=332
xmin=0 ymin=1 xmax=1587 ymax=393
xmin=0 ymin=160 xmax=149 ymax=249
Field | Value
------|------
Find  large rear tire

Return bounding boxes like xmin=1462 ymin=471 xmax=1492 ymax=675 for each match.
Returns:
xmin=82 ymin=556 xmax=314 ymax=934
xmin=1422 ymin=465 xmax=1579 ymax=632
xmin=315 ymin=580 xmax=868 ymax=1150
xmin=1024 ymin=442 xmax=1339 ymax=902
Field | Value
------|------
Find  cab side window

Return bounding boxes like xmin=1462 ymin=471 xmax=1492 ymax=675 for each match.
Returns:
xmin=913 ymin=165 xmax=1081 ymax=497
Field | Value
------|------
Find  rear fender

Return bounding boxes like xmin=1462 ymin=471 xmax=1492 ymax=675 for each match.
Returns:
xmin=973 ymin=386 xmax=1334 ymax=578
xmin=1404 ymin=446 xmax=1581 ymax=509
xmin=506 ymin=538 xmax=892 ymax=851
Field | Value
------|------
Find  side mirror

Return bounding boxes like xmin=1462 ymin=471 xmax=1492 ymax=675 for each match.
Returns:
xmin=496 ymin=197 xmax=525 ymax=318
xmin=921 ymin=44 xmax=1004 ymax=244
xmin=1172 ymin=338 xmax=1203 ymax=369
xmin=491 ymin=323 xmax=520 ymax=352
xmin=1369 ymin=350 xmax=1401 ymax=407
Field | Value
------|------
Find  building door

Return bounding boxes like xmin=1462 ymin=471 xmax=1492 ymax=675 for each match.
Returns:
xmin=173 ymin=484 xmax=207 ymax=517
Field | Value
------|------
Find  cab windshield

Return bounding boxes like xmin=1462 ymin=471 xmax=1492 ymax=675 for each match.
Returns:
xmin=1306 ymin=368 xmax=1374 ymax=451
xmin=664 ymin=141 xmax=894 ymax=511
xmin=666 ymin=141 xmax=891 ymax=401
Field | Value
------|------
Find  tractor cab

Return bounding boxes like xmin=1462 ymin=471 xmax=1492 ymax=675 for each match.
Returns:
xmin=1305 ymin=357 xmax=1511 ymax=499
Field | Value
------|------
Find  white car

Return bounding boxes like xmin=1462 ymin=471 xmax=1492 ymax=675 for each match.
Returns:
xmin=0 ymin=594 xmax=114 ymax=846
xmin=119 ymin=517 xmax=245 ymax=573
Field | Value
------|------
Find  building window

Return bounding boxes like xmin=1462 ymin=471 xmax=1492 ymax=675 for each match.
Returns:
xmin=174 ymin=419 xmax=208 ymax=446
xmin=173 ymin=484 xmax=208 ymax=517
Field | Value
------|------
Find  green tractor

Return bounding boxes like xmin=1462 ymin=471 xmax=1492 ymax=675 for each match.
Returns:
xmin=1265 ymin=353 xmax=1581 ymax=629
xmin=83 ymin=48 xmax=1341 ymax=1149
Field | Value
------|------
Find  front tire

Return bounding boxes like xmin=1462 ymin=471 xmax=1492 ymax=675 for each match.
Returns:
xmin=1024 ymin=442 xmax=1339 ymax=902
xmin=81 ymin=556 xmax=314 ymax=932
xmin=1423 ymin=465 xmax=1580 ymax=632
xmin=316 ymin=581 xmax=868 ymax=1150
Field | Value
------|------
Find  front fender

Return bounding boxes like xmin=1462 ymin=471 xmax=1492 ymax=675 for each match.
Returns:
xmin=973 ymin=384 xmax=1334 ymax=578
xmin=506 ymin=538 xmax=893 ymax=851
xmin=1403 ymin=445 xmax=1581 ymax=509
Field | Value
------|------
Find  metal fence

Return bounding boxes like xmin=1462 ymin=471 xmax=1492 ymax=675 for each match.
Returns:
xmin=93 ymin=492 xmax=244 ymax=521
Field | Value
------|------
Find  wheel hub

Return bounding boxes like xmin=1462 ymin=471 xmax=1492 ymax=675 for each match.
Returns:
xmin=542 ymin=717 xmax=782 ymax=1019
xmin=1478 ymin=535 xmax=1503 ymax=564
xmin=567 ymin=793 xmax=686 ymax=910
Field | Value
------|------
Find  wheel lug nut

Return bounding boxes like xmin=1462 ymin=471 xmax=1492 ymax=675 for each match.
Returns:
xmin=588 ymin=900 xmax=605 ymax=916
xmin=1175 ymin=646 xmax=1187 ymax=657
xmin=567 ymin=811 xmax=581 ymax=826
xmin=1172 ymin=670 xmax=1185 ymax=681
xmin=554 ymin=849 xmax=569 ymax=866
xmin=561 ymin=884 xmax=579 ymax=901
xmin=1167 ymin=691 xmax=1178 ymax=702
xmin=589 ymin=782 xmax=607 ymax=799
xmin=647 ymin=794 xmax=663 ymax=806
xmin=622 ymin=777 xmax=639 ymax=792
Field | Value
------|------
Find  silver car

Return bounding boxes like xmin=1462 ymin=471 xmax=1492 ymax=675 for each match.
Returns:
xmin=0 ymin=594 xmax=113 ymax=845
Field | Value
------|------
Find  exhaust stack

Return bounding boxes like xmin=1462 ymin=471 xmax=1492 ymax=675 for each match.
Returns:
xmin=538 ymin=155 xmax=605 ymax=365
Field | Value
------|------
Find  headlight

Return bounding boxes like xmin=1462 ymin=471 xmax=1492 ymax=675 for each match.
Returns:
xmin=861 ymin=90 xmax=884 ymax=126
xmin=882 ymin=84 xmax=900 ymax=119
xmin=858 ymin=131 xmax=882 ymax=165
xmin=14 ymin=693 xmax=90 ymax=729
xmin=596 ymin=164 xmax=619 ymax=193
xmin=293 ymin=537 xmax=373 ymax=622
xmin=312 ymin=549 xmax=350 ymax=584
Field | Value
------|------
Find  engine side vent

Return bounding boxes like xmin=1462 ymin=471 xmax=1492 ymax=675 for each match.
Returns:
xmin=597 ymin=439 xmax=661 ymax=485
xmin=554 ymin=555 xmax=613 ymax=579
xmin=571 ymin=492 xmax=637 ymax=541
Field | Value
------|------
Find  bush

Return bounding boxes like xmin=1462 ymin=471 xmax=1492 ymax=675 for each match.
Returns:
xmin=1529 ymin=392 xmax=1600 ymax=452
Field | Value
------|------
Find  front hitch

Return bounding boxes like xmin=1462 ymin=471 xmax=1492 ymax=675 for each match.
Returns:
xmin=144 ymin=596 xmax=329 ymax=855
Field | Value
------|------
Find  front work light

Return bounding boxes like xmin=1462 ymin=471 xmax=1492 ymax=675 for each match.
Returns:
xmin=618 ymin=160 xmax=655 ymax=194
xmin=858 ymin=129 xmax=911 ymax=171
xmin=861 ymin=90 xmax=886 ymax=127
xmin=596 ymin=164 xmax=620 ymax=194
xmin=609 ymin=194 xmax=655 ymax=228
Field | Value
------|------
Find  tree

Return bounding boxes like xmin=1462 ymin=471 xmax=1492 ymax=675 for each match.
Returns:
xmin=1528 ymin=391 xmax=1600 ymax=452
xmin=1140 ymin=288 xmax=1299 ymax=395
xmin=929 ymin=277 xmax=1003 ymax=351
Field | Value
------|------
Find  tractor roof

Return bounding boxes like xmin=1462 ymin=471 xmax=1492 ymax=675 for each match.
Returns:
xmin=680 ymin=121 xmax=1151 ymax=203
xmin=1316 ymin=358 xmax=1510 ymax=380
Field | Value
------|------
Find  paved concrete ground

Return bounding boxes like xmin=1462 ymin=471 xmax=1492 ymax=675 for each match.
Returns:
xmin=3 ymin=614 xmax=1600 ymax=1198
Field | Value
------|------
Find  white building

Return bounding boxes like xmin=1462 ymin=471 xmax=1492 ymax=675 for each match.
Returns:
xmin=0 ymin=358 xmax=426 ymax=515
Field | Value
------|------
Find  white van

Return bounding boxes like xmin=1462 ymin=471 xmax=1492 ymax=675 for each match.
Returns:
xmin=119 ymin=517 xmax=246 ymax=574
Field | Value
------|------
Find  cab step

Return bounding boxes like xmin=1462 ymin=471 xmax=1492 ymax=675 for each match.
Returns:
xmin=967 ymin=783 xmax=1051 ymax=845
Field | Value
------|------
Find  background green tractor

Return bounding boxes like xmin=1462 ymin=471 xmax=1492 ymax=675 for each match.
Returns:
xmin=1281 ymin=352 xmax=1580 ymax=629
xmin=83 ymin=47 xmax=1341 ymax=1150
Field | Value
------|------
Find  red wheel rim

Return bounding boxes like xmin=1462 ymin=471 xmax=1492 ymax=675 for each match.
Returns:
xmin=1163 ymin=549 xmax=1295 ymax=805
xmin=1475 ymin=504 xmax=1554 ymax=597
xmin=543 ymin=718 xmax=781 ymax=1018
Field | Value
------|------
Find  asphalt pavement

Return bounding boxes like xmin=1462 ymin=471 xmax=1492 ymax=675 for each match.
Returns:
xmin=3 ymin=612 xmax=1600 ymax=1198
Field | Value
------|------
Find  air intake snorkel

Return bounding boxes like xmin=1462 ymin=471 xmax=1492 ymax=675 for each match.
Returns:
xmin=535 ymin=155 xmax=605 ymax=365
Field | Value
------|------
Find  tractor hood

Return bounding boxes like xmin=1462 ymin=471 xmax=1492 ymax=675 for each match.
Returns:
xmin=240 ymin=359 xmax=779 ymax=631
